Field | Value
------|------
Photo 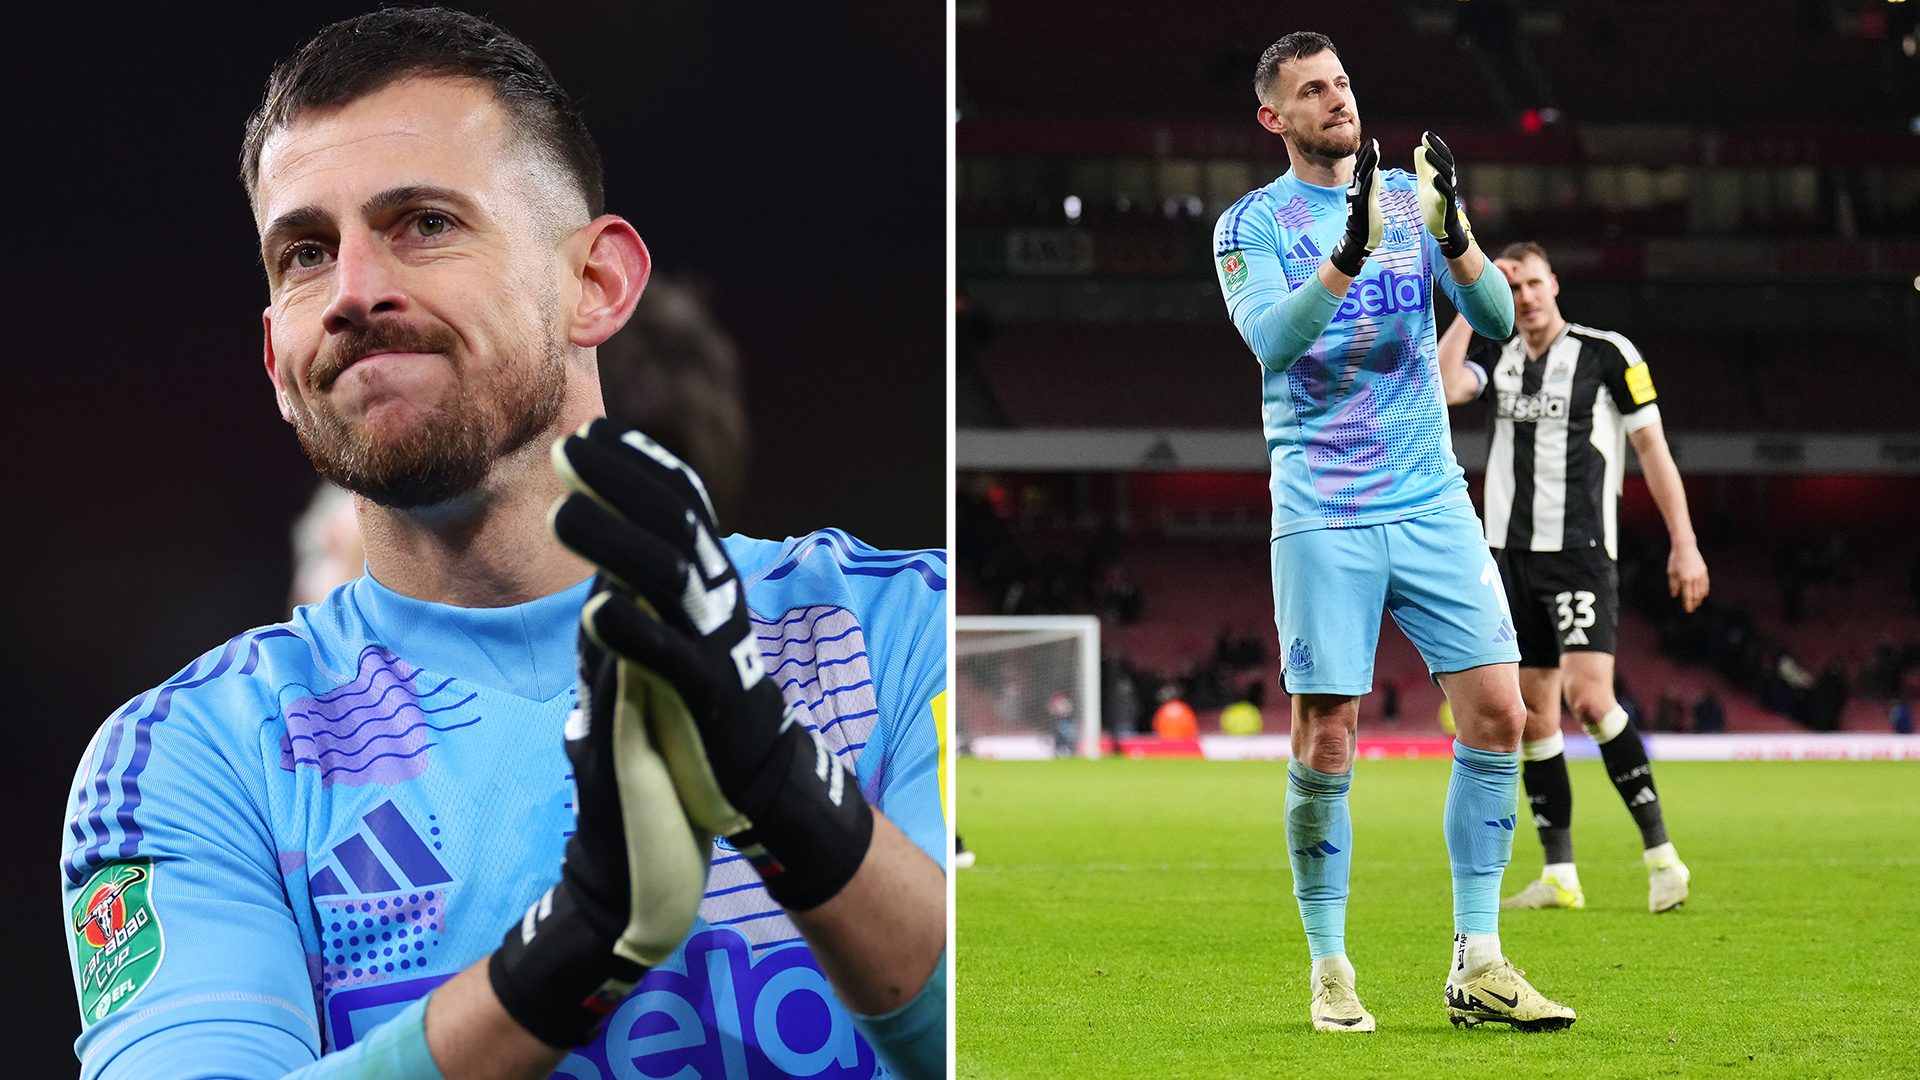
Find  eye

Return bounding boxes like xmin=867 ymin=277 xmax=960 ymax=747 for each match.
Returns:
xmin=286 ymin=242 xmax=328 ymax=271
xmin=414 ymin=211 xmax=451 ymax=237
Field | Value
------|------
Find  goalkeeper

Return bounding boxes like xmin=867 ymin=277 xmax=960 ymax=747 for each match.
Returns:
xmin=1213 ymin=30 xmax=1574 ymax=1033
xmin=59 ymin=9 xmax=946 ymax=1080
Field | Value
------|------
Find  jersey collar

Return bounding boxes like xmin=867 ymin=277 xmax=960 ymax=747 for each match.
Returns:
xmin=347 ymin=572 xmax=594 ymax=703
xmin=1519 ymin=321 xmax=1571 ymax=361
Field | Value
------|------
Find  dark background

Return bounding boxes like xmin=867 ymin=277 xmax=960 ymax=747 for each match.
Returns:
xmin=1 ymin=3 xmax=944 ymax=1072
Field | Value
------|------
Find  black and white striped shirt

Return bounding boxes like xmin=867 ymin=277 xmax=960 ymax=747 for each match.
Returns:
xmin=1465 ymin=323 xmax=1662 ymax=558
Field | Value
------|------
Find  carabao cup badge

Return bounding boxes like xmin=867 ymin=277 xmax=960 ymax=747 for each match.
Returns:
xmin=1220 ymin=251 xmax=1249 ymax=295
xmin=72 ymin=860 xmax=164 ymax=1025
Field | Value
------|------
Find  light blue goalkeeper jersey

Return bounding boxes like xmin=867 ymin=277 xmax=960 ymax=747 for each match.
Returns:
xmin=61 ymin=530 xmax=947 ymax=1080
xmin=1213 ymin=167 xmax=1512 ymax=538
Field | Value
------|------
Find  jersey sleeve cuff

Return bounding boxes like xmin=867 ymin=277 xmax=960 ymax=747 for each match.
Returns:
xmin=1622 ymin=402 xmax=1662 ymax=433
xmin=1463 ymin=360 xmax=1488 ymax=398
xmin=849 ymin=948 xmax=946 ymax=1080
xmin=279 ymin=996 xmax=445 ymax=1080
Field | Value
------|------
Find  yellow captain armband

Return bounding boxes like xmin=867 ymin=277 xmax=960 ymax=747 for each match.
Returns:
xmin=1624 ymin=363 xmax=1656 ymax=405
xmin=931 ymin=690 xmax=949 ymax=823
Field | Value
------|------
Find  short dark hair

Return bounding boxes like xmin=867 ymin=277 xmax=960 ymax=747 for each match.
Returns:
xmin=596 ymin=278 xmax=751 ymax=525
xmin=1255 ymin=32 xmax=1338 ymax=102
xmin=1497 ymin=241 xmax=1552 ymax=269
xmin=240 ymin=7 xmax=604 ymax=219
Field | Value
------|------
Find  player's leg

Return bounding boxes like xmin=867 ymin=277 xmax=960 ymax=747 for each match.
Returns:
xmin=1499 ymin=548 xmax=1584 ymax=909
xmin=1432 ymin=663 xmax=1574 ymax=1030
xmin=1504 ymin=666 xmax=1585 ymax=909
xmin=1561 ymin=650 xmax=1690 ymax=912
xmin=1385 ymin=508 xmax=1574 ymax=1030
xmin=1433 ymin=663 xmax=1526 ymax=968
xmin=1271 ymin=527 xmax=1386 ymax=1032
xmin=1288 ymin=692 xmax=1361 ymax=966
xmin=1290 ymin=692 xmax=1372 ymax=1030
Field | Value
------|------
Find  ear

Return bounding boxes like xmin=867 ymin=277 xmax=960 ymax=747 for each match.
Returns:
xmin=263 ymin=310 xmax=294 ymax=423
xmin=564 ymin=215 xmax=651 ymax=349
xmin=1256 ymin=102 xmax=1287 ymax=138
xmin=1549 ymin=274 xmax=1560 ymax=299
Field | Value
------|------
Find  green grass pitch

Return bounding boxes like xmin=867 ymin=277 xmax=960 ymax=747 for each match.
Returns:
xmin=956 ymin=758 xmax=1920 ymax=1079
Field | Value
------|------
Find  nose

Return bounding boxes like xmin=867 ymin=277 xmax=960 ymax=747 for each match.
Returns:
xmin=321 ymin=229 xmax=407 ymax=334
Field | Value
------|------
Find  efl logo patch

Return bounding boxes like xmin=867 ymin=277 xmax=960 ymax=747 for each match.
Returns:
xmin=1220 ymin=251 xmax=1249 ymax=295
xmin=1624 ymin=363 xmax=1657 ymax=405
xmin=72 ymin=860 xmax=164 ymax=1026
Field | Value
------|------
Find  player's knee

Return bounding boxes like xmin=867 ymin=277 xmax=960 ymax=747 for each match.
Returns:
xmin=1495 ymin=696 xmax=1528 ymax=737
xmin=1565 ymin=683 xmax=1615 ymax=727
xmin=1302 ymin=731 xmax=1353 ymax=772
xmin=1294 ymin=719 xmax=1355 ymax=772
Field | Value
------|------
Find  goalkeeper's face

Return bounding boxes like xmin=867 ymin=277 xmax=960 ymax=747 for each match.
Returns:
xmin=253 ymin=77 xmax=586 ymax=509
xmin=1265 ymin=51 xmax=1362 ymax=162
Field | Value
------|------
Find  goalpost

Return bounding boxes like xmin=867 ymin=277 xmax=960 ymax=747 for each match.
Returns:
xmin=954 ymin=615 xmax=1102 ymax=760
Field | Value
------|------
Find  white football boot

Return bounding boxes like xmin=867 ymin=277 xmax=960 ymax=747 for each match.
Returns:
xmin=1646 ymin=846 xmax=1690 ymax=913
xmin=1308 ymin=955 xmax=1376 ymax=1033
xmin=1500 ymin=874 xmax=1585 ymax=910
xmin=1444 ymin=958 xmax=1576 ymax=1032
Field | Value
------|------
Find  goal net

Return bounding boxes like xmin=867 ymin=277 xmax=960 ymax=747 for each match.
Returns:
xmin=955 ymin=616 xmax=1101 ymax=759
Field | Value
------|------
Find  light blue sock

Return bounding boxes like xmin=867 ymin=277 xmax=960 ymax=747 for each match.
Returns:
xmin=1286 ymin=759 xmax=1353 ymax=960
xmin=1446 ymin=741 xmax=1521 ymax=935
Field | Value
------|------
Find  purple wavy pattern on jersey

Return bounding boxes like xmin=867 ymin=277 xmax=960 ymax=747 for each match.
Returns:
xmin=697 ymin=606 xmax=883 ymax=944
xmin=1275 ymin=195 xmax=1315 ymax=230
xmin=280 ymin=647 xmax=480 ymax=788
xmin=759 ymin=528 xmax=945 ymax=590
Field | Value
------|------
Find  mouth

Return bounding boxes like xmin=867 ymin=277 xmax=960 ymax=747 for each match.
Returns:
xmin=349 ymin=350 xmax=439 ymax=369
xmin=316 ymin=350 xmax=444 ymax=392
xmin=1324 ymin=117 xmax=1351 ymax=130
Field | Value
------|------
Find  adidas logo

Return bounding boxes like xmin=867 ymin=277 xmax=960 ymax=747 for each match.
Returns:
xmin=1483 ymin=815 xmax=1517 ymax=830
xmin=1286 ymin=236 xmax=1322 ymax=262
xmin=1564 ymin=627 xmax=1589 ymax=646
xmin=1292 ymin=840 xmax=1343 ymax=859
xmin=1495 ymin=618 xmax=1515 ymax=644
xmin=1630 ymin=788 xmax=1658 ymax=806
xmin=309 ymin=800 xmax=453 ymax=898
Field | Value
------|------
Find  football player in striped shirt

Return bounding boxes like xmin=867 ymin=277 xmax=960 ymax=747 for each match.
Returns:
xmin=60 ymin=10 xmax=946 ymax=1079
xmin=1439 ymin=241 xmax=1710 ymax=915
xmin=1214 ymin=31 xmax=1575 ymax=1033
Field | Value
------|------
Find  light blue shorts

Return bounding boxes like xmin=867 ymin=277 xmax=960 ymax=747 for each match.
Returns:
xmin=1270 ymin=504 xmax=1521 ymax=696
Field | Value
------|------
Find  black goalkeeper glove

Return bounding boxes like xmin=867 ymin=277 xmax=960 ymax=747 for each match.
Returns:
xmin=1415 ymin=130 xmax=1474 ymax=260
xmin=487 ymin=608 xmax=712 ymax=1048
xmin=1327 ymin=138 xmax=1384 ymax=277
xmin=549 ymin=420 xmax=874 ymax=912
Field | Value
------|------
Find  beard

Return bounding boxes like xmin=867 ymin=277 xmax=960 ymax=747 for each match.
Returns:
xmin=1291 ymin=115 xmax=1363 ymax=161
xmin=290 ymin=300 xmax=568 ymax=509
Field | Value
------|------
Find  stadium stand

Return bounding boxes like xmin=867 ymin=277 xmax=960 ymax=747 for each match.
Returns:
xmin=958 ymin=0 xmax=1507 ymax=124
xmin=971 ymin=323 xmax=1920 ymax=432
xmin=957 ymin=472 xmax=1920 ymax=736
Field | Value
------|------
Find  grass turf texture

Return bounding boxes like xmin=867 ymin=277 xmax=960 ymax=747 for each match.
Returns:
xmin=956 ymin=758 xmax=1920 ymax=1079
